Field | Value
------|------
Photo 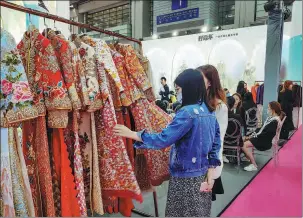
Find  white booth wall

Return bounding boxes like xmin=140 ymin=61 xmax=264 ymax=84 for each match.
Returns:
xmin=142 ymin=1 xmax=302 ymax=96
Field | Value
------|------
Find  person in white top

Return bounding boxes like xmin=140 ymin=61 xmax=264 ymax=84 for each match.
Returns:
xmin=197 ymin=65 xmax=228 ymax=201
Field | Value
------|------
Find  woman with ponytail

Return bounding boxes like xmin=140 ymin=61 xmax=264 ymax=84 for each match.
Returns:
xmin=241 ymin=101 xmax=285 ymax=171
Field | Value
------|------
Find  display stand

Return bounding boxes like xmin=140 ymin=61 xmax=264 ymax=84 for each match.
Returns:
xmin=0 ymin=1 xmax=159 ymax=217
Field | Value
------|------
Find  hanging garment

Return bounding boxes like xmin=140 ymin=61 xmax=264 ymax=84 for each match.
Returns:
xmin=251 ymin=84 xmax=259 ymax=104
xmin=116 ymin=109 xmax=136 ymax=217
xmin=69 ymin=41 xmax=91 ymax=109
xmin=130 ymin=98 xmax=172 ymax=186
xmin=51 ymin=128 xmax=81 ymax=217
xmin=0 ymin=28 xmax=39 ymax=127
xmin=22 ymin=117 xmax=56 ymax=217
xmin=116 ymin=44 xmax=152 ymax=92
xmin=111 ymin=49 xmax=143 ymax=104
xmin=73 ymin=37 xmax=103 ymax=112
xmin=292 ymin=84 xmax=302 ymax=107
xmin=256 ymin=84 xmax=264 ymax=105
xmin=46 ymin=30 xmax=81 ymax=110
xmin=135 ymin=52 xmax=156 ymax=102
xmin=63 ymin=111 xmax=87 ymax=216
xmin=93 ymin=42 xmax=142 ymax=206
xmin=8 ymin=128 xmax=35 ymax=217
xmin=17 ymin=27 xmax=72 ymax=128
xmin=1 ymin=128 xmax=15 ymax=217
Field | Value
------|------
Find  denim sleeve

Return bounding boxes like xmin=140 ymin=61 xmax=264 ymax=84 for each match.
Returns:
xmin=134 ymin=109 xmax=193 ymax=150
xmin=208 ymin=120 xmax=222 ymax=168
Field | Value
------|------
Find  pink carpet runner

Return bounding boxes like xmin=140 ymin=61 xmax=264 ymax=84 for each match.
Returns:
xmin=221 ymin=126 xmax=302 ymax=217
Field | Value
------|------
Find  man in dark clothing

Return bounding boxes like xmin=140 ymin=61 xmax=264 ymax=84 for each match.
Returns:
xmin=159 ymin=77 xmax=170 ymax=101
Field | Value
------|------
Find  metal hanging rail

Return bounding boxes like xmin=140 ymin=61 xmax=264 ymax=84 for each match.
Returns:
xmin=0 ymin=0 xmax=142 ymax=45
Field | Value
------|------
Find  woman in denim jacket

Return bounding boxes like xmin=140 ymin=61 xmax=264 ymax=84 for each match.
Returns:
xmin=114 ymin=69 xmax=221 ymax=217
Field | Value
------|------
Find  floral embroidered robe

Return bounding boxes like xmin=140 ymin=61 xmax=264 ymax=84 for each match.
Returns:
xmin=93 ymin=39 xmax=142 ymax=208
xmin=1 ymin=28 xmax=39 ymax=127
xmin=136 ymin=52 xmax=156 ymax=102
xmin=1 ymin=28 xmax=36 ymax=217
xmin=47 ymin=33 xmax=87 ymax=216
xmin=17 ymin=27 xmax=73 ymax=217
xmin=73 ymin=37 xmax=103 ymax=111
xmin=130 ymin=98 xmax=172 ymax=186
xmin=47 ymin=30 xmax=81 ymax=110
xmin=116 ymin=44 xmax=152 ymax=92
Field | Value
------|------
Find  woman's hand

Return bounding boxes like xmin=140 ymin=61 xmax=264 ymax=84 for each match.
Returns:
xmin=113 ymin=125 xmax=142 ymax=141
xmin=203 ymin=168 xmax=215 ymax=192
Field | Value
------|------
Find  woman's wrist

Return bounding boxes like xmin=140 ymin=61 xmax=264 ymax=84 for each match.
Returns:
xmin=131 ymin=131 xmax=142 ymax=142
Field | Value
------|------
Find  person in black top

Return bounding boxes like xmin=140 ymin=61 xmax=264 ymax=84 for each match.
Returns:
xmin=159 ymin=77 xmax=170 ymax=101
xmin=236 ymin=81 xmax=248 ymax=99
xmin=241 ymin=101 xmax=285 ymax=171
xmin=278 ymin=80 xmax=295 ymax=139
xmin=232 ymin=93 xmax=245 ymax=116
xmin=241 ymin=92 xmax=258 ymax=135
xmin=225 ymin=96 xmax=245 ymax=147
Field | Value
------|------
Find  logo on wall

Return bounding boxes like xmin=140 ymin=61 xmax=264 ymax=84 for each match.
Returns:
xmin=198 ymin=32 xmax=239 ymax=41
xmin=157 ymin=8 xmax=199 ymax=25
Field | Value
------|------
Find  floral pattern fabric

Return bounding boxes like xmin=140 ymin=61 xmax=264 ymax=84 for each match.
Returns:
xmin=0 ymin=128 xmax=15 ymax=217
xmin=73 ymin=37 xmax=103 ymax=112
xmin=110 ymin=50 xmax=141 ymax=106
xmin=63 ymin=111 xmax=87 ymax=216
xmin=116 ymin=44 xmax=151 ymax=92
xmin=22 ymin=117 xmax=56 ymax=217
xmin=94 ymin=68 xmax=142 ymax=207
xmin=0 ymin=28 xmax=38 ymax=127
xmin=47 ymin=30 xmax=81 ymax=110
xmin=17 ymin=27 xmax=71 ymax=128
xmin=130 ymin=98 xmax=172 ymax=186
xmin=69 ymin=42 xmax=90 ymax=109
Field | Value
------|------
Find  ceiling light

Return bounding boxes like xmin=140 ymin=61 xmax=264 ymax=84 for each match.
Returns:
xmin=201 ymin=26 xmax=208 ymax=33
xmin=172 ymin=31 xmax=178 ymax=36
xmin=152 ymin=34 xmax=158 ymax=39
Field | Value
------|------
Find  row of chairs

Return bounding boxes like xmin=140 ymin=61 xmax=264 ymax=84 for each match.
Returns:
xmin=224 ymin=108 xmax=286 ymax=171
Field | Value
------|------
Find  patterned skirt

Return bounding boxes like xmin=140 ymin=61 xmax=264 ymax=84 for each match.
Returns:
xmin=165 ymin=175 xmax=212 ymax=217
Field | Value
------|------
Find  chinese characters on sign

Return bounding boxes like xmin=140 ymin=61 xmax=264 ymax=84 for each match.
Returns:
xmin=157 ymin=8 xmax=199 ymax=25
xmin=198 ymin=33 xmax=239 ymax=41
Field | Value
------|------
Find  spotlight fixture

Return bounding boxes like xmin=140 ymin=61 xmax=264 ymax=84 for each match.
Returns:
xmin=201 ymin=26 xmax=208 ymax=33
xmin=152 ymin=34 xmax=158 ymax=39
xmin=172 ymin=31 xmax=178 ymax=36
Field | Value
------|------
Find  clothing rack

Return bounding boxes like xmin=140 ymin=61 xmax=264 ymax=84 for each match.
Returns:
xmin=0 ymin=0 xmax=142 ymax=46
xmin=1 ymin=1 xmax=161 ymax=217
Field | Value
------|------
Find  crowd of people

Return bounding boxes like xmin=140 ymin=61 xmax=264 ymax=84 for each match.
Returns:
xmin=113 ymin=65 xmax=291 ymax=217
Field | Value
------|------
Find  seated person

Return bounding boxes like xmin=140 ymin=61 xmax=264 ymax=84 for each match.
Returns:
xmin=242 ymin=101 xmax=285 ymax=171
xmin=155 ymin=100 xmax=168 ymax=113
xmin=241 ymin=92 xmax=258 ymax=135
xmin=223 ymin=96 xmax=244 ymax=163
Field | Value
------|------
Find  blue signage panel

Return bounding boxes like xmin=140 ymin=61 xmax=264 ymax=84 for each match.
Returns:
xmin=172 ymin=0 xmax=188 ymax=11
xmin=157 ymin=8 xmax=199 ymax=25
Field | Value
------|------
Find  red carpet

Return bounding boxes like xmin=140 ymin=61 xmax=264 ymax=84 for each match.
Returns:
xmin=221 ymin=126 xmax=302 ymax=217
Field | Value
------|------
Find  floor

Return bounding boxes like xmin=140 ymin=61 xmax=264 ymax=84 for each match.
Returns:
xmin=221 ymin=126 xmax=302 ymax=217
xmin=101 ymin=129 xmax=301 ymax=217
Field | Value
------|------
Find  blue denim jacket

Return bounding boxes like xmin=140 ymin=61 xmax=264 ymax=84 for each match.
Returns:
xmin=134 ymin=103 xmax=221 ymax=178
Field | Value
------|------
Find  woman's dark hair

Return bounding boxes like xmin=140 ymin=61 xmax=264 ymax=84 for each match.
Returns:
xmin=281 ymin=80 xmax=293 ymax=92
xmin=174 ymin=69 xmax=212 ymax=111
xmin=227 ymin=96 xmax=235 ymax=110
xmin=196 ymin=64 xmax=226 ymax=111
xmin=242 ymin=92 xmax=256 ymax=110
xmin=269 ymin=101 xmax=285 ymax=121
xmin=155 ymin=100 xmax=167 ymax=113
xmin=161 ymin=77 xmax=167 ymax=82
xmin=236 ymin=81 xmax=247 ymax=98
xmin=232 ymin=93 xmax=242 ymax=108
